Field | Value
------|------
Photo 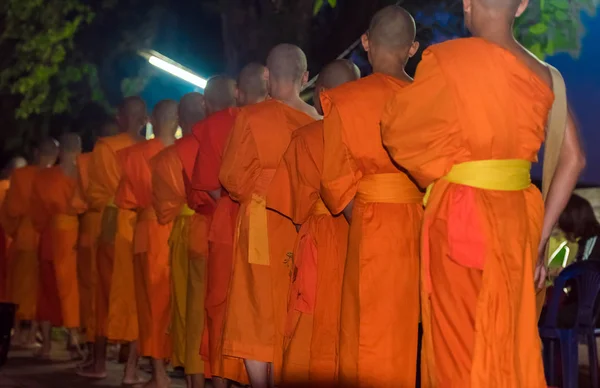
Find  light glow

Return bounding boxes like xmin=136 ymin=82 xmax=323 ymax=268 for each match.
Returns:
xmin=148 ymin=55 xmax=207 ymax=89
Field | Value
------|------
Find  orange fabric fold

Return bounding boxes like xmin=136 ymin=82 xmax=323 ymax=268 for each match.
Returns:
xmin=116 ymin=138 xmax=171 ymax=358
xmin=380 ymin=38 xmax=552 ymax=387
xmin=219 ymin=100 xmax=315 ymax=381
xmin=320 ymin=74 xmax=423 ymax=387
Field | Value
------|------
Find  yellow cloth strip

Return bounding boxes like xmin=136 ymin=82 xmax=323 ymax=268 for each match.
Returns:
xmin=179 ymin=204 xmax=195 ymax=216
xmin=356 ymin=173 xmax=423 ymax=204
xmin=248 ymin=194 xmax=270 ymax=266
xmin=312 ymin=199 xmax=331 ymax=216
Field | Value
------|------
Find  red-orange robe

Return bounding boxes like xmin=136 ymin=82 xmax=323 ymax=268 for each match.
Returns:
xmin=0 ymin=166 xmax=40 ymax=320
xmin=267 ymin=120 xmax=349 ymax=384
xmin=87 ymin=133 xmax=138 ymax=342
xmin=31 ymin=166 xmax=79 ymax=328
xmin=320 ymin=74 xmax=423 ymax=387
xmin=219 ymin=99 xmax=316 ymax=380
xmin=0 ymin=180 xmax=10 ymax=302
xmin=174 ymin=133 xmax=214 ymax=376
xmin=71 ymin=153 xmax=101 ymax=341
xmin=115 ymin=138 xmax=171 ymax=359
xmin=381 ymin=38 xmax=549 ymax=387
xmin=192 ymin=108 xmax=247 ymax=383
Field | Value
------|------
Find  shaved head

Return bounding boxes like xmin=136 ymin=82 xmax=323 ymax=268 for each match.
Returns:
xmin=37 ymin=137 xmax=59 ymax=167
xmin=117 ymin=96 xmax=148 ymax=135
xmin=316 ymin=60 xmax=361 ymax=90
xmin=59 ymin=133 xmax=82 ymax=153
xmin=237 ymin=63 xmax=268 ymax=106
xmin=464 ymin=0 xmax=527 ymax=35
xmin=478 ymin=0 xmax=521 ymax=10
xmin=266 ymin=44 xmax=308 ymax=85
xmin=368 ymin=5 xmax=416 ymax=49
xmin=151 ymin=99 xmax=179 ymax=137
xmin=204 ymin=75 xmax=237 ymax=115
xmin=179 ymin=92 xmax=206 ymax=133
xmin=101 ymin=120 xmax=119 ymax=137
xmin=9 ymin=156 xmax=27 ymax=170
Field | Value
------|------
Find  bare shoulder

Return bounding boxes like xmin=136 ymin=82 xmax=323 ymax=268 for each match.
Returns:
xmin=301 ymin=102 xmax=322 ymax=120
xmin=513 ymin=44 xmax=553 ymax=88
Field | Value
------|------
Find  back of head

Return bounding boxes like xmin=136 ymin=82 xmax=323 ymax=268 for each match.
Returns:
xmin=464 ymin=0 xmax=525 ymax=35
xmin=101 ymin=120 xmax=119 ymax=137
xmin=204 ymin=76 xmax=237 ymax=115
xmin=151 ymin=99 xmax=179 ymax=138
xmin=1 ymin=156 xmax=27 ymax=179
xmin=313 ymin=59 xmax=361 ymax=115
xmin=179 ymin=92 xmax=206 ymax=134
xmin=59 ymin=133 xmax=82 ymax=154
xmin=367 ymin=5 xmax=416 ymax=50
xmin=38 ymin=137 xmax=59 ymax=166
xmin=266 ymin=44 xmax=308 ymax=90
xmin=559 ymin=194 xmax=600 ymax=241
xmin=117 ymin=96 xmax=148 ymax=136
xmin=237 ymin=63 xmax=268 ymax=106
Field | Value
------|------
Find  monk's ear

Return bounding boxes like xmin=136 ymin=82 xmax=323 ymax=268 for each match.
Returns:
xmin=234 ymin=87 xmax=240 ymax=103
xmin=361 ymin=33 xmax=370 ymax=53
xmin=301 ymin=71 xmax=309 ymax=87
xmin=408 ymin=41 xmax=420 ymax=58
xmin=516 ymin=0 xmax=529 ymax=17
xmin=263 ymin=67 xmax=270 ymax=81
xmin=463 ymin=0 xmax=472 ymax=14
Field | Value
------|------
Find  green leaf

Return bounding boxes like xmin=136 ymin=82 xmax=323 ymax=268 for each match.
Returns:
xmin=327 ymin=0 xmax=337 ymax=8
xmin=529 ymin=23 xmax=548 ymax=35
xmin=313 ymin=0 xmax=324 ymax=16
xmin=555 ymin=10 xmax=569 ymax=20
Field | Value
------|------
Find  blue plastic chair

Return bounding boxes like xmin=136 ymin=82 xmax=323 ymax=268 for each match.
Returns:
xmin=539 ymin=260 xmax=600 ymax=388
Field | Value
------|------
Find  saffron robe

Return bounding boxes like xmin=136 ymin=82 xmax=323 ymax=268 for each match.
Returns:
xmin=320 ymin=74 xmax=424 ymax=387
xmin=71 ymin=152 xmax=101 ymax=341
xmin=0 ymin=166 xmax=40 ymax=320
xmin=87 ymin=133 xmax=138 ymax=341
xmin=31 ymin=166 xmax=79 ymax=328
xmin=192 ymin=108 xmax=247 ymax=384
xmin=115 ymin=138 xmax=171 ymax=359
xmin=267 ymin=120 xmax=349 ymax=384
xmin=0 ymin=180 xmax=10 ymax=302
xmin=380 ymin=38 xmax=550 ymax=387
xmin=219 ymin=99 xmax=316 ymax=380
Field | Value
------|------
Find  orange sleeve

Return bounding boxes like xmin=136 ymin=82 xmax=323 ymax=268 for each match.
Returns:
xmin=152 ymin=149 xmax=186 ymax=225
xmin=30 ymin=174 xmax=50 ymax=232
xmin=381 ymin=50 xmax=461 ymax=188
xmin=194 ymin=127 xmax=222 ymax=192
xmin=87 ymin=140 xmax=119 ymax=210
xmin=114 ymin=149 xmax=139 ymax=211
xmin=320 ymin=97 xmax=361 ymax=215
xmin=0 ymin=172 xmax=27 ymax=236
xmin=219 ymin=110 xmax=262 ymax=202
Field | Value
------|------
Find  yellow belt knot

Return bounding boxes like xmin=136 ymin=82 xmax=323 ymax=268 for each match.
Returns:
xmin=179 ymin=204 xmax=195 ymax=216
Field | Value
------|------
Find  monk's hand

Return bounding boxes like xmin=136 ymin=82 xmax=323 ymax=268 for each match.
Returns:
xmin=534 ymin=239 xmax=549 ymax=290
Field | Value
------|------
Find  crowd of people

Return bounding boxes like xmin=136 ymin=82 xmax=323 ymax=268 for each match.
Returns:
xmin=0 ymin=1 xmax=588 ymax=387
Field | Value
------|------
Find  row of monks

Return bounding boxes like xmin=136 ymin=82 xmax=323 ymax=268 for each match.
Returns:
xmin=0 ymin=2 xmax=587 ymax=388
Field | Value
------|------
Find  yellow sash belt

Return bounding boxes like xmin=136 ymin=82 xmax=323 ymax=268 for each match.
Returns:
xmin=248 ymin=169 xmax=276 ymax=266
xmin=179 ymin=204 xmax=195 ymax=217
xmin=106 ymin=197 xmax=117 ymax=208
xmin=424 ymin=159 xmax=532 ymax=205
xmin=311 ymin=199 xmax=331 ymax=216
xmin=356 ymin=173 xmax=423 ymax=204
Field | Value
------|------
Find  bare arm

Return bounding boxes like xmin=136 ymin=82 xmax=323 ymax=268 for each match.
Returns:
xmin=342 ymin=199 xmax=355 ymax=223
xmin=539 ymin=109 xmax=586 ymax=260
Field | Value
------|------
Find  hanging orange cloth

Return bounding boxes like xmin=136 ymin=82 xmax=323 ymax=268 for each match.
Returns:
xmin=192 ymin=108 xmax=247 ymax=384
xmin=71 ymin=152 xmax=102 ymax=341
xmin=0 ymin=179 xmax=10 ymax=302
xmin=380 ymin=38 xmax=551 ymax=388
xmin=31 ymin=166 xmax=80 ymax=328
xmin=219 ymin=100 xmax=316 ymax=381
xmin=267 ymin=120 xmax=349 ymax=385
xmin=174 ymin=132 xmax=214 ymax=376
xmin=115 ymin=138 xmax=171 ymax=359
xmin=320 ymin=74 xmax=423 ymax=388
xmin=87 ymin=133 xmax=138 ymax=342
xmin=0 ymin=166 xmax=40 ymax=320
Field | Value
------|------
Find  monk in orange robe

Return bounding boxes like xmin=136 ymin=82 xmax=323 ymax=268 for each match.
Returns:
xmin=2 ymin=145 xmax=57 ymax=348
xmin=193 ymin=66 xmax=268 ymax=388
xmin=152 ymin=93 xmax=210 ymax=388
xmin=116 ymin=100 xmax=179 ymax=388
xmin=219 ymin=44 xmax=320 ymax=387
xmin=0 ymin=157 xmax=27 ymax=303
xmin=31 ymin=134 xmax=83 ymax=358
xmin=79 ymin=97 xmax=147 ymax=384
xmin=266 ymin=60 xmax=359 ymax=385
xmin=319 ymin=7 xmax=423 ymax=387
xmin=380 ymin=1 xmax=586 ymax=386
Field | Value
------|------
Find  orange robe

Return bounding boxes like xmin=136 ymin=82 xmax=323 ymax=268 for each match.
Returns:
xmin=267 ymin=120 xmax=349 ymax=384
xmin=192 ymin=108 xmax=247 ymax=383
xmin=219 ymin=99 xmax=316 ymax=380
xmin=0 ymin=166 xmax=40 ymax=320
xmin=31 ymin=166 xmax=79 ymax=328
xmin=320 ymin=74 xmax=423 ymax=387
xmin=380 ymin=38 xmax=550 ymax=387
xmin=173 ymin=133 xmax=213 ymax=376
xmin=87 ymin=133 xmax=138 ymax=342
xmin=0 ymin=180 xmax=10 ymax=302
xmin=115 ymin=139 xmax=171 ymax=359
xmin=71 ymin=153 xmax=102 ymax=341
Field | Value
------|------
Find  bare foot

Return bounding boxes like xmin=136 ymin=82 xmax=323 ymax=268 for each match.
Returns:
xmin=122 ymin=375 xmax=146 ymax=386
xmin=77 ymin=364 xmax=108 ymax=379
xmin=142 ymin=377 xmax=171 ymax=388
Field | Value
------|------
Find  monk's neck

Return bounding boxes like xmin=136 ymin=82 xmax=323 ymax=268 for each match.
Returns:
xmin=373 ymin=65 xmax=412 ymax=83
xmin=156 ymin=135 xmax=175 ymax=147
xmin=474 ymin=23 xmax=516 ymax=50
xmin=60 ymin=159 xmax=77 ymax=178
xmin=125 ymin=128 xmax=145 ymax=142
xmin=38 ymin=159 xmax=55 ymax=168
